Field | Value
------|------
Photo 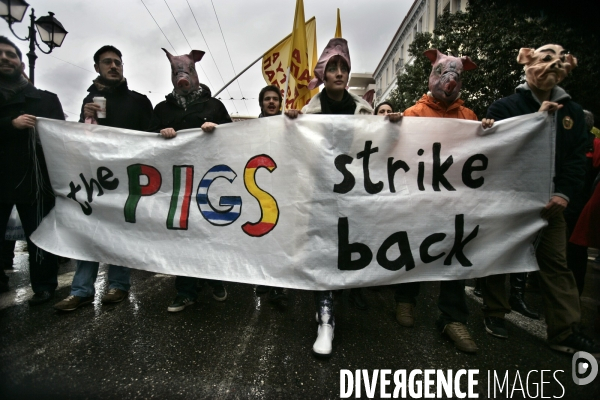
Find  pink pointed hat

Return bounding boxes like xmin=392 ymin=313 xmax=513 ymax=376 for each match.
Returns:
xmin=308 ymin=38 xmax=351 ymax=90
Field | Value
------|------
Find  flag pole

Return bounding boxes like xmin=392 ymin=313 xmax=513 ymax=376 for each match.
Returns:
xmin=213 ymin=54 xmax=263 ymax=97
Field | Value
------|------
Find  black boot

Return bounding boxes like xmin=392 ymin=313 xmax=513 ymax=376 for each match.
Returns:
xmin=509 ymin=273 xmax=539 ymax=319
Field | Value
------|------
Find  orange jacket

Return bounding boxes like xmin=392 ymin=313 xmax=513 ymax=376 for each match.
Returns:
xmin=404 ymin=94 xmax=478 ymax=120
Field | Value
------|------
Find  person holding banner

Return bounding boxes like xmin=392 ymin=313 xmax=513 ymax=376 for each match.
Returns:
xmin=0 ymin=36 xmax=65 ymax=302
xmin=286 ymin=38 xmax=401 ymax=357
xmin=481 ymin=44 xmax=600 ymax=356
xmin=394 ymin=49 xmax=482 ymax=354
xmin=54 ymin=45 xmax=154 ymax=311
xmin=255 ymin=85 xmax=288 ymax=305
xmin=154 ymin=48 xmax=232 ymax=313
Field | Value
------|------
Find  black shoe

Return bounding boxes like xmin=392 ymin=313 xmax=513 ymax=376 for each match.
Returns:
xmin=28 ymin=291 xmax=55 ymax=306
xmin=484 ymin=316 xmax=508 ymax=338
xmin=212 ymin=283 xmax=227 ymax=302
xmin=255 ymin=285 xmax=270 ymax=295
xmin=349 ymin=288 xmax=368 ymax=310
xmin=509 ymin=294 xmax=540 ymax=319
xmin=268 ymin=288 xmax=287 ymax=304
xmin=550 ymin=332 xmax=600 ymax=357
xmin=167 ymin=295 xmax=195 ymax=312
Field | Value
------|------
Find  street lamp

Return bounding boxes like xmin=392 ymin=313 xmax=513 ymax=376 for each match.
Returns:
xmin=0 ymin=0 xmax=67 ymax=84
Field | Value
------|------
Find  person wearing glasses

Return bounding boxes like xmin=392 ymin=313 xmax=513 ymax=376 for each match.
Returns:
xmin=54 ymin=45 xmax=154 ymax=312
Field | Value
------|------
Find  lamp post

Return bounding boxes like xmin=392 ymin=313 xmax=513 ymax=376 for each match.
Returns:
xmin=0 ymin=0 xmax=67 ymax=84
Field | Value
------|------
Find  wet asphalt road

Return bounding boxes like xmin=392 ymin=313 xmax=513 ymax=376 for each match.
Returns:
xmin=1 ymin=242 xmax=599 ymax=399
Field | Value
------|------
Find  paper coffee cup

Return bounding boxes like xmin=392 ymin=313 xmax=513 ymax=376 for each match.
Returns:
xmin=93 ymin=97 xmax=107 ymax=118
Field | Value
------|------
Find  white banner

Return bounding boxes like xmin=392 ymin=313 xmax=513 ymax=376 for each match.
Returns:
xmin=32 ymin=113 xmax=553 ymax=290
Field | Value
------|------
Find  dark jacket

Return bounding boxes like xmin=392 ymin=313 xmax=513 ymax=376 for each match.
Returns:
xmin=486 ymin=83 xmax=587 ymax=202
xmin=153 ymin=84 xmax=232 ymax=131
xmin=0 ymin=85 xmax=64 ymax=203
xmin=80 ymin=80 xmax=154 ymax=131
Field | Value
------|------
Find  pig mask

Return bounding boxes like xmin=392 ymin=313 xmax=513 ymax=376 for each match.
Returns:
xmin=517 ymin=44 xmax=577 ymax=92
xmin=425 ymin=49 xmax=476 ymax=105
xmin=162 ymin=48 xmax=205 ymax=96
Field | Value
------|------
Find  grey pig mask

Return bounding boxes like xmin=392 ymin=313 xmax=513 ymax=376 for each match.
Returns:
xmin=425 ymin=49 xmax=477 ymax=105
xmin=162 ymin=48 xmax=205 ymax=96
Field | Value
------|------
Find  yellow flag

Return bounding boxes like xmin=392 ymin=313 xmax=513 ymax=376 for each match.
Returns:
xmin=261 ymin=4 xmax=317 ymax=110
xmin=335 ymin=8 xmax=342 ymax=38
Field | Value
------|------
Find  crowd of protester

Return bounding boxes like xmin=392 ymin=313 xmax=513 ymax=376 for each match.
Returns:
xmin=1 ymin=33 xmax=599 ymax=359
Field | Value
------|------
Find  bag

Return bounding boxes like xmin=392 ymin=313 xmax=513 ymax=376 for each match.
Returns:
xmin=5 ymin=206 xmax=25 ymax=241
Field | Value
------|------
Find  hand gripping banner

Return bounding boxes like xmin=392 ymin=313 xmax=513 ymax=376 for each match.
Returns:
xmin=32 ymin=113 xmax=553 ymax=290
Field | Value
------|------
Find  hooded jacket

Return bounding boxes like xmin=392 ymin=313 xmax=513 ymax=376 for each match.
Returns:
xmin=0 ymin=85 xmax=64 ymax=203
xmin=153 ymin=84 xmax=232 ymax=131
xmin=404 ymin=94 xmax=478 ymax=120
xmin=301 ymin=91 xmax=373 ymax=115
xmin=486 ymin=83 xmax=587 ymax=202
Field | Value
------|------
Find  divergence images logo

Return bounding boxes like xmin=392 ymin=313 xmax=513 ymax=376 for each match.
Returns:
xmin=572 ymin=351 xmax=598 ymax=385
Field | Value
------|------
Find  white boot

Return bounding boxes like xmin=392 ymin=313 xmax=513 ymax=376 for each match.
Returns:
xmin=312 ymin=323 xmax=334 ymax=357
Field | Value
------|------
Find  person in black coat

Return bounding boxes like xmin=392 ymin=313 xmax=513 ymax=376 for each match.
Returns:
xmin=154 ymin=49 xmax=232 ymax=312
xmin=480 ymin=44 xmax=599 ymax=356
xmin=54 ymin=45 xmax=154 ymax=312
xmin=0 ymin=36 xmax=65 ymax=301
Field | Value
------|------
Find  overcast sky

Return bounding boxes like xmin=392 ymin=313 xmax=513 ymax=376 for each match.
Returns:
xmin=1 ymin=0 xmax=411 ymax=120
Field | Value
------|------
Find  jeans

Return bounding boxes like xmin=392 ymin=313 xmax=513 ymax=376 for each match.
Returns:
xmin=0 ymin=201 xmax=59 ymax=293
xmin=71 ymin=260 xmax=131 ymax=297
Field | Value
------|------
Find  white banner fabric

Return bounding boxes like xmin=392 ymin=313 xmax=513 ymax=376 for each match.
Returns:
xmin=32 ymin=113 xmax=553 ymax=290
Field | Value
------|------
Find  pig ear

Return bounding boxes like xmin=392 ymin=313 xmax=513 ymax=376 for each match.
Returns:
xmin=461 ymin=56 xmax=477 ymax=71
xmin=424 ymin=49 xmax=440 ymax=65
xmin=190 ymin=50 xmax=205 ymax=63
xmin=162 ymin=48 xmax=174 ymax=61
xmin=565 ymin=54 xmax=577 ymax=73
xmin=517 ymin=48 xmax=535 ymax=65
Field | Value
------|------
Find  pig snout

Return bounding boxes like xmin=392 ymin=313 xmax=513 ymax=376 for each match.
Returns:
xmin=443 ymin=79 xmax=457 ymax=94
xmin=177 ymin=76 xmax=191 ymax=89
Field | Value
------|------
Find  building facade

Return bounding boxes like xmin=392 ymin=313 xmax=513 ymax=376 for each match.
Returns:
xmin=373 ymin=0 xmax=466 ymax=104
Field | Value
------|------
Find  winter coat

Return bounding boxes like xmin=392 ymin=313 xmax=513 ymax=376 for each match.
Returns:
xmin=80 ymin=80 xmax=154 ymax=131
xmin=486 ymin=83 xmax=587 ymax=203
xmin=404 ymin=94 xmax=478 ymax=120
xmin=301 ymin=91 xmax=373 ymax=115
xmin=0 ymin=85 xmax=64 ymax=203
xmin=153 ymin=84 xmax=232 ymax=131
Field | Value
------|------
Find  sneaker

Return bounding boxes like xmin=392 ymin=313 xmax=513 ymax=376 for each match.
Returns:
xmin=312 ymin=324 xmax=334 ymax=357
xmin=549 ymin=332 xmax=600 ymax=357
xmin=28 ymin=291 xmax=55 ymax=306
xmin=101 ymin=288 xmax=128 ymax=304
xmin=167 ymin=295 xmax=195 ymax=312
xmin=484 ymin=316 xmax=508 ymax=339
xmin=54 ymin=295 xmax=94 ymax=311
xmin=396 ymin=303 xmax=415 ymax=327
xmin=212 ymin=284 xmax=228 ymax=302
xmin=443 ymin=322 xmax=478 ymax=353
xmin=268 ymin=288 xmax=287 ymax=304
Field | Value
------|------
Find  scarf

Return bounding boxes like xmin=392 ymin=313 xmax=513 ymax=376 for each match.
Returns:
xmin=92 ymin=76 xmax=126 ymax=93
xmin=0 ymin=74 xmax=30 ymax=103
xmin=171 ymin=87 xmax=203 ymax=110
xmin=319 ymin=89 xmax=356 ymax=115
